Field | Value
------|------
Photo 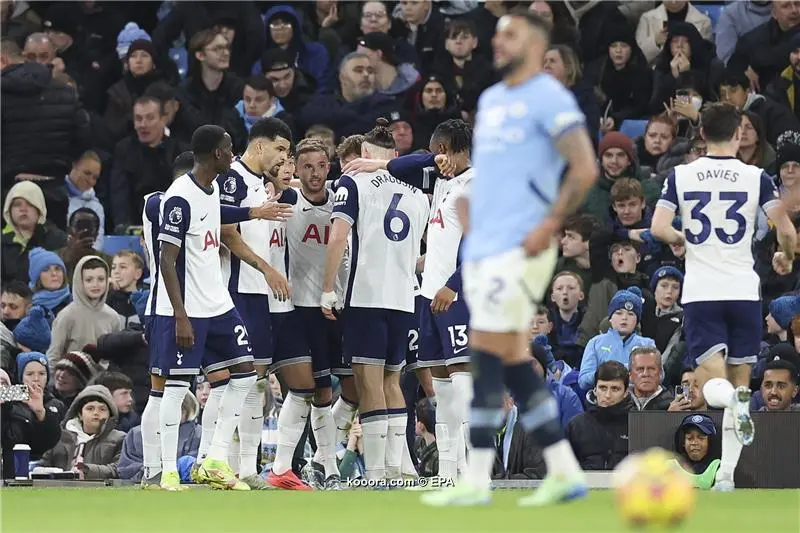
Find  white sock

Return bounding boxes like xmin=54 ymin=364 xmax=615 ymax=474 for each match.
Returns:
xmin=273 ymin=391 xmax=311 ymax=475
xmin=311 ymin=403 xmax=340 ymax=478
xmin=331 ymin=396 xmax=358 ymax=445
xmin=401 ymin=436 xmax=418 ymax=478
xmin=717 ymin=407 xmax=744 ymax=482
xmin=362 ymin=416 xmax=389 ymax=480
xmin=229 ymin=428 xmax=241 ymax=473
xmin=141 ymin=391 xmax=162 ymax=479
xmin=159 ymin=380 xmax=189 ymax=474
xmin=543 ymin=439 xmax=584 ymax=479
xmin=237 ymin=376 xmax=266 ymax=478
xmin=198 ymin=382 xmax=226 ymax=464
xmin=432 ymin=378 xmax=457 ymax=479
xmin=703 ymin=377 xmax=735 ymax=408
xmin=385 ymin=412 xmax=407 ymax=479
xmin=451 ymin=372 xmax=473 ymax=477
xmin=207 ymin=372 xmax=257 ymax=462
xmin=465 ymin=448 xmax=494 ymax=490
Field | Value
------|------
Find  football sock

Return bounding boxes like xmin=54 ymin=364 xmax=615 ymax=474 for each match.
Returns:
xmin=432 ymin=377 xmax=457 ymax=479
xmin=361 ymin=410 xmax=388 ymax=480
xmin=207 ymin=371 xmax=257 ymax=462
xmin=160 ymin=380 xmax=189 ymax=474
xmin=273 ymin=389 xmax=312 ymax=475
xmin=717 ymin=407 xmax=743 ymax=482
xmin=385 ymin=408 xmax=407 ymax=479
xmin=451 ymin=371 xmax=473 ymax=477
xmin=311 ymin=401 xmax=340 ymax=478
xmin=141 ymin=390 xmax=162 ymax=479
xmin=331 ymin=395 xmax=358 ymax=445
xmin=238 ymin=376 xmax=266 ymax=478
xmin=401 ymin=435 xmax=418 ymax=477
xmin=197 ymin=379 xmax=227 ymax=464
xmin=467 ymin=350 xmax=504 ymax=489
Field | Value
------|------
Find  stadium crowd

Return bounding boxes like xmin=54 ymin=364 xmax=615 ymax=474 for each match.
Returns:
xmin=1 ymin=0 xmax=799 ymax=486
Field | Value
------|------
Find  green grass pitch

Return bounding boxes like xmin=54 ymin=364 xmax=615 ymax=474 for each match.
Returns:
xmin=2 ymin=488 xmax=798 ymax=533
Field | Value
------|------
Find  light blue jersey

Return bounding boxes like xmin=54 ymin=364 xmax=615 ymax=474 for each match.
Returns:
xmin=464 ymin=74 xmax=585 ymax=261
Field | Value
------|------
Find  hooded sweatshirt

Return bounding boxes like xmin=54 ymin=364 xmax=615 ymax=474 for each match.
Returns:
xmin=65 ymin=175 xmax=105 ymax=250
xmin=46 ymin=256 xmax=122 ymax=367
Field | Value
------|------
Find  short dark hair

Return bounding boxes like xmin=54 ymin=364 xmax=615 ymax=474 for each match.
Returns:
xmin=431 ymin=119 xmax=472 ymax=154
xmin=363 ymin=117 xmax=395 ymax=149
xmin=534 ymin=306 xmax=553 ymax=322
xmin=717 ymin=68 xmax=749 ymax=92
xmin=764 ymin=359 xmax=799 ymax=384
xmin=249 ymin=117 xmax=292 ymax=145
xmin=191 ymin=124 xmax=227 ymax=156
xmin=143 ymin=81 xmax=177 ymax=102
xmin=133 ymin=95 xmax=165 ymax=115
xmin=562 ymin=214 xmax=600 ymax=241
xmin=81 ymin=257 xmax=108 ymax=274
xmin=336 ymin=134 xmax=365 ymax=160
xmin=91 ymin=371 xmax=134 ymax=393
xmin=244 ymin=75 xmax=276 ymax=97
xmin=173 ymin=151 xmax=195 ymax=176
xmin=595 ymin=360 xmax=630 ymax=389
xmin=446 ymin=19 xmax=477 ymax=39
xmin=69 ymin=207 xmax=100 ymax=229
xmin=680 ymin=366 xmax=695 ymax=379
xmin=2 ymin=281 xmax=32 ymax=300
xmin=700 ymin=102 xmax=742 ymax=144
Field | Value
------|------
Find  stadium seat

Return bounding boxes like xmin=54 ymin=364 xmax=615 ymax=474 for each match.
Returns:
xmin=697 ymin=4 xmax=726 ymax=33
xmin=619 ymin=120 xmax=648 ymax=140
xmin=169 ymin=47 xmax=189 ymax=79
xmin=102 ymin=235 xmax=144 ymax=258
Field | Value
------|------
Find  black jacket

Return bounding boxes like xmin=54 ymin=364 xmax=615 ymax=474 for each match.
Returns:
xmin=730 ymin=18 xmax=800 ymax=88
xmin=393 ymin=8 xmax=446 ymax=72
xmin=585 ymin=54 xmax=653 ymax=128
xmin=1 ymin=223 xmax=67 ymax=284
xmin=177 ymin=74 xmax=248 ymax=153
xmin=1 ymin=392 xmax=64 ymax=479
xmin=104 ymin=68 xmax=175 ymax=145
xmin=109 ymin=134 xmax=189 ymax=228
xmin=278 ymin=68 xmax=318 ymax=120
xmin=566 ymin=395 xmax=633 ymax=471
xmin=571 ymin=80 xmax=601 ymax=148
xmin=0 ymin=62 xmax=91 ymax=191
xmin=300 ymin=91 xmax=400 ymax=140
xmin=429 ymin=54 xmax=496 ymax=113
xmin=491 ymin=421 xmax=547 ymax=480
xmin=631 ymin=387 xmax=675 ymax=411
xmin=747 ymin=95 xmax=800 ymax=147
xmin=93 ymin=327 xmax=150 ymax=414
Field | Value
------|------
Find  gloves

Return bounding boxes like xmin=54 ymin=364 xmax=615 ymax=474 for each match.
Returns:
xmin=639 ymin=230 xmax=663 ymax=254
xmin=533 ymin=335 xmax=557 ymax=373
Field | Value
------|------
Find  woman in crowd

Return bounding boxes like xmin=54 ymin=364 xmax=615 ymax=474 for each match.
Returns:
xmin=544 ymin=44 xmax=600 ymax=147
xmin=414 ymin=76 xmax=461 ymax=150
xmin=636 ymin=114 xmax=678 ymax=172
xmin=737 ymin=111 xmax=776 ymax=173
xmin=27 ymin=247 xmax=71 ymax=316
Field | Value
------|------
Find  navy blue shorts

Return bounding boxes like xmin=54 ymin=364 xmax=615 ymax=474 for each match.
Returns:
xmin=418 ymin=296 xmax=470 ymax=368
xmin=341 ymin=307 xmax=411 ymax=372
xmin=683 ymin=300 xmax=761 ymax=367
xmin=231 ymin=292 xmax=273 ymax=366
xmin=149 ymin=308 xmax=254 ymax=377
xmin=269 ymin=311 xmax=312 ymax=372
xmin=143 ymin=316 xmax=156 ymax=369
xmin=405 ymin=296 xmax=424 ymax=372
xmin=294 ymin=306 xmax=350 ymax=378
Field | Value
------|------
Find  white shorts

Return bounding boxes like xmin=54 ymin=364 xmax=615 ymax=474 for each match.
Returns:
xmin=463 ymin=245 xmax=558 ymax=333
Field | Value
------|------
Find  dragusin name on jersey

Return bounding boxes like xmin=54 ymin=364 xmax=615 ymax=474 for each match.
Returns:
xmin=369 ymin=174 xmax=418 ymax=191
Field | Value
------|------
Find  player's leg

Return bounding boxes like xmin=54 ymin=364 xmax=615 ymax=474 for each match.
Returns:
xmin=196 ymin=370 xmax=229 ymax=469
xmin=140 ymin=374 xmax=166 ymax=489
xmin=332 ymin=376 xmax=358 ymax=445
xmin=442 ymin=299 xmax=473 ymax=480
xmin=384 ymin=311 xmax=411 ymax=480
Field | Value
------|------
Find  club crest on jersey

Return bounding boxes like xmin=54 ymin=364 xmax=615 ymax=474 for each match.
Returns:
xmin=224 ymin=176 xmax=237 ymax=194
xmin=168 ymin=206 xmax=182 ymax=225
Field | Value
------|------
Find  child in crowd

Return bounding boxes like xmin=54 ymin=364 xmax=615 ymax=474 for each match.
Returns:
xmin=556 ymin=214 xmax=598 ymax=293
xmin=550 ymin=271 xmax=585 ymax=366
xmin=106 ymin=250 xmax=144 ymax=327
xmin=765 ymin=294 xmax=800 ymax=346
xmin=28 ymin=247 xmax=71 ymax=315
xmin=92 ymin=371 xmax=141 ymax=433
xmin=642 ymin=266 xmax=686 ymax=386
xmin=12 ymin=304 xmax=52 ymax=354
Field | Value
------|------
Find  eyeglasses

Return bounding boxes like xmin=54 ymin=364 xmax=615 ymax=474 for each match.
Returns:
xmin=269 ymin=21 xmax=292 ymax=29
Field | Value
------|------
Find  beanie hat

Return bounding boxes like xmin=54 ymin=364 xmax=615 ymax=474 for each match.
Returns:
xmin=650 ymin=265 xmax=684 ymax=293
xmin=598 ymin=131 xmax=636 ymax=162
xmin=54 ymin=351 xmax=99 ymax=386
xmin=776 ymin=131 xmax=800 ymax=172
xmin=12 ymin=305 xmax=52 ymax=354
xmin=15 ymin=351 xmax=49 ymax=384
xmin=27 ymin=247 xmax=66 ymax=289
xmin=604 ymin=24 xmax=636 ymax=49
xmin=608 ymin=287 xmax=643 ymax=322
xmin=117 ymin=22 xmax=151 ymax=59
xmin=768 ymin=295 xmax=800 ymax=330
xmin=126 ymin=39 xmax=158 ymax=62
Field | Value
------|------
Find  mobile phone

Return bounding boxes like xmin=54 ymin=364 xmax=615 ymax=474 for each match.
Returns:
xmin=75 ymin=218 xmax=97 ymax=238
xmin=0 ymin=384 xmax=30 ymax=402
xmin=674 ymin=385 xmax=684 ymax=398
xmin=675 ymin=89 xmax=690 ymax=105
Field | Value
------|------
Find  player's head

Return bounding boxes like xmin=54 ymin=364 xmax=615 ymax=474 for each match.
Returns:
xmin=336 ymin=134 xmax=365 ymax=165
xmin=699 ymin=102 xmax=743 ymax=149
xmin=173 ymin=151 xmax=195 ymax=179
xmin=295 ymin=138 xmax=330 ymax=194
xmin=275 ymin=154 xmax=295 ymax=190
xmin=248 ymin=117 xmax=293 ymax=178
xmin=492 ymin=8 xmax=550 ymax=77
xmin=429 ymin=119 xmax=472 ymax=156
xmin=361 ymin=117 xmax=397 ymax=160
xmin=191 ymin=125 xmax=233 ymax=174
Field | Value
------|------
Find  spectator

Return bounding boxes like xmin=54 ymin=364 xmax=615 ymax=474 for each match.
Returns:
xmin=718 ymin=68 xmax=800 ymax=146
xmin=557 ymin=215 xmax=598 ymax=294
xmin=0 ymin=324 xmax=17 ymax=374
xmin=357 ymin=32 xmax=420 ymax=101
xmin=109 ymin=96 xmax=190 ymax=228
xmin=12 ymin=304 xmax=52 ymax=355
xmin=629 ymin=346 xmax=674 ymax=410
xmin=642 ymin=266 xmax=685 ymax=385
xmin=27 ymin=247 xmax=71 ymax=316
xmin=574 ymin=2 xmax=630 ymax=64
xmin=236 ymin=76 xmax=296 ymax=136
xmin=715 ymin=0 xmax=772 ymax=65
xmin=36 ymin=384 xmax=125 ymax=480
xmin=261 ymin=49 xmax=318 ymax=118
xmin=0 ymin=354 xmax=62 ymax=480
xmin=530 ymin=343 xmax=584 ymax=428
xmin=106 ymin=251 xmax=144 ymax=328
xmin=528 ymin=1 xmax=581 ymax=54
xmin=413 ymin=398 xmax=438 ymax=477
xmin=637 ymin=115 xmax=679 ymax=173
xmin=305 ymin=125 xmax=337 ymax=159
xmin=414 ymin=75 xmax=461 ymax=150
xmin=300 ymin=52 xmax=399 ymax=139
xmin=142 ymin=82 xmax=200 ymax=147
xmin=118 ymin=390 xmax=200 ymax=482
xmin=766 ymin=33 xmax=800 ymax=123
xmin=259 ymin=5 xmax=332 ymax=94
xmin=50 ymin=351 xmax=99 ymax=413
xmin=0 ymin=40 xmax=91 ymax=228
xmin=22 ymin=32 xmax=63 ymax=72
xmin=178 ymin=29 xmax=247 ymax=152
xmin=567 ymin=361 xmax=634 ymax=471
xmin=578 ymin=288 xmax=656 ymax=391
xmin=114 ymin=22 xmax=149 ymax=61
xmin=549 ymin=271 xmax=585 ymax=365
xmin=636 ymin=0 xmax=712 ymax=66
xmin=0 ymin=1 xmax=41 ymax=47
xmin=1 ymin=282 xmax=32 ymax=331
xmin=353 ymin=1 xmax=417 ymax=66
xmin=672 ymin=414 xmax=721 ymax=489
xmin=65 ymin=151 xmax=104 ymax=250
xmin=47 ymin=256 xmax=121 ymax=366
xmin=58 ymin=208 xmax=113 ymax=281
xmin=544 ymin=44 xmax=600 ymax=147
xmin=91 ymin=371 xmax=140 ymax=432
xmin=491 ymin=394 xmax=546 ymax=480
xmin=760 ymin=359 xmax=800 ymax=411
xmin=609 ymin=178 xmax=666 ymax=277
xmin=661 ymin=71 xmax=707 ymax=139
xmin=393 ymin=0 xmax=445 ymax=71
xmin=738 ymin=111 xmax=777 ymax=172
xmin=90 ymin=326 xmax=149 ymax=415
xmin=464 ymin=0 xmax=510 ymax=62
xmin=676 ymin=367 xmax=708 ymax=411
xmin=300 ymin=1 xmax=362 ymax=61
xmin=383 ymin=110 xmax=416 ymax=155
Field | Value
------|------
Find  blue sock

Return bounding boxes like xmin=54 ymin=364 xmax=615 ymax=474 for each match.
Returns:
xmin=504 ymin=361 xmax=563 ymax=448
xmin=469 ymin=349 xmax=505 ymax=449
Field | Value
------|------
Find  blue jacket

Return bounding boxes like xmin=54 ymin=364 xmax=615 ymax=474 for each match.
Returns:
xmin=578 ymin=329 xmax=656 ymax=390
xmin=547 ymin=379 xmax=584 ymax=429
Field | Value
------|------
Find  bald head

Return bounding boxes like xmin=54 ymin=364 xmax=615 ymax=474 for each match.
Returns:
xmin=24 ymin=32 xmax=56 ymax=66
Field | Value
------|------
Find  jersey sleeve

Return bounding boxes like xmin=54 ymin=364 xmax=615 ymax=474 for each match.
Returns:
xmin=656 ymin=170 xmax=678 ymax=212
xmin=331 ymin=175 xmax=359 ymax=226
xmin=387 ymin=153 xmax=437 ymax=190
xmin=759 ymin=171 xmax=781 ymax=211
xmin=540 ymin=84 xmax=586 ymax=142
xmin=279 ymin=187 xmax=298 ymax=205
xmin=158 ymin=195 xmax=191 ymax=247
xmin=217 ymin=173 xmax=247 ymax=206
xmin=143 ymin=193 xmax=161 ymax=226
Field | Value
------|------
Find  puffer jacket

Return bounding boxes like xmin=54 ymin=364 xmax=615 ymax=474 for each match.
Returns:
xmin=578 ymin=328 xmax=656 ymax=391
xmin=566 ymin=395 xmax=634 ymax=471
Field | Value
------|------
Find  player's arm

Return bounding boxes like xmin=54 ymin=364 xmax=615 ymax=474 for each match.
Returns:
xmin=158 ymin=197 xmax=193 ymax=348
xmin=220 ymin=225 xmax=290 ymax=301
xmin=220 ymin=204 xmax=293 ymax=223
xmin=550 ymin=127 xmax=599 ymax=222
xmin=650 ymin=170 xmax=685 ymax=246
xmin=322 ymin=175 xmax=358 ymax=320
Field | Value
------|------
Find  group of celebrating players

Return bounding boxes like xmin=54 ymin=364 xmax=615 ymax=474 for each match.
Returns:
xmin=133 ymin=8 xmax=793 ymax=505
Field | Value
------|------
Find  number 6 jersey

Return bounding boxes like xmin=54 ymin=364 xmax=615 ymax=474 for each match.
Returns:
xmin=658 ymin=156 xmax=780 ymax=303
xmin=332 ymin=170 xmax=429 ymax=312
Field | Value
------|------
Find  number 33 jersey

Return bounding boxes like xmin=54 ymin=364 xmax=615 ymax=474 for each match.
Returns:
xmin=332 ymin=170 xmax=429 ymax=312
xmin=658 ymin=156 xmax=780 ymax=303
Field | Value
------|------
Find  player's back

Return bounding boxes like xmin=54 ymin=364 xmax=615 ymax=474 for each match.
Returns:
xmin=334 ymin=169 xmax=429 ymax=312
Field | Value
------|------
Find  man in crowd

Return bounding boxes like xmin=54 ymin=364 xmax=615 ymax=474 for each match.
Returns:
xmin=628 ymin=346 xmax=674 ymax=411
xmin=261 ymin=49 xmax=317 ymax=118
xmin=1 ymin=282 xmax=32 ymax=331
xmin=759 ymin=359 xmax=800 ymax=411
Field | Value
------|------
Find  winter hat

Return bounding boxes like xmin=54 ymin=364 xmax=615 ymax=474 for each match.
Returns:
xmin=604 ymin=24 xmax=636 ymax=49
xmin=15 ymin=351 xmax=49 ymax=384
xmin=126 ymin=39 xmax=158 ymax=62
xmin=54 ymin=351 xmax=99 ymax=386
xmin=358 ymin=32 xmax=396 ymax=65
xmin=3 ymin=181 xmax=47 ymax=227
xmin=27 ymin=248 xmax=66 ymax=290
xmin=598 ymin=131 xmax=635 ymax=162
xmin=776 ymin=131 xmax=800 ymax=172
xmin=679 ymin=413 xmax=717 ymax=436
xmin=650 ymin=265 xmax=684 ymax=293
xmin=12 ymin=305 xmax=52 ymax=354
xmin=117 ymin=22 xmax=151 ymax=59
xmin=261 ymin=48 xmax=295 ymax=73
xmin=608 ymin=287 xmax=643 ymax=322
xmin=768 ymin=295 xmax=800 ymax=330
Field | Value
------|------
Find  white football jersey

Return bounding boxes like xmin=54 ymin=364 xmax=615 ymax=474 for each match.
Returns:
xmin=267 ymin=188 xmax=297 ymax=313
xmin=658 ymin=156 xmax=780 ymax=303
xmin=142 ymin=192 xmax=162 ymax=317
xmin=332 ymin=170 xmax=429 ymax=312
xmin=154 ymin=173 xmax=234 ymax=318
xmin=217 ymin=160 xmax=272 ymax=295
xmin=421 ymin=168 xmax=473 ymax=300
xmin=286 ymin=188 xmax=349 ymax=307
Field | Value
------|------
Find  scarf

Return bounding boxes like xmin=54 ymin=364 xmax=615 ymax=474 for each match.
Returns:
xmin=65 ymin=417 xmax=98 ymax=468
xmin=655 ymin=303 xmax=681 ymax=317
xmin=32 ymin=287 xmax=71 ymax=312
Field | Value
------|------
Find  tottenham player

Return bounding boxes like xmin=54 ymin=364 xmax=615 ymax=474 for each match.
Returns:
xmin=650 ymin=103 xmax=797 ymax=491
xmin=322 ymin=119 xmax=429 ymax=481
xmin=423 ymin=10 xmax=598 ymax=507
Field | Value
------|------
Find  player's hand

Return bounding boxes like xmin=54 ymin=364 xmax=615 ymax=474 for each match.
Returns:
xmin=175 ymin=315 xmax=194 ymax=348
xmin=321 ymin=291 xmax=339 ymax=321
xmin=431 ymin=286 xmax=456 ymax=314
xmin=522 ymin=217 xmax=559 ymax=257
xmin=667 ymin=395 xmax=692 ymax=412
xmin=263 ymin=268 xmax=290 ymax=301
xmin=773 ymin=251 xmax=793 ymax=276
xmin=340 ymin=158 xmax=386 ymax=175
xmin=434 ymin=154 xmax=457 ymax=177
xmin=251 ymin=201 xmax=293 ymax=222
